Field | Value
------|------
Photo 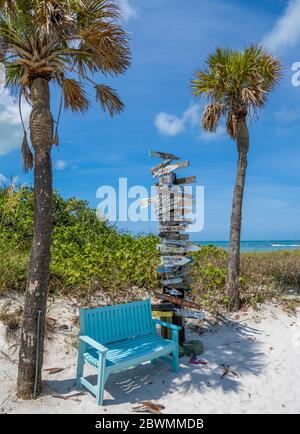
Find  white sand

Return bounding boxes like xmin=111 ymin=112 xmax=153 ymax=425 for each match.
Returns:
xmin=0 ymin=297 xmax=299 ymax=414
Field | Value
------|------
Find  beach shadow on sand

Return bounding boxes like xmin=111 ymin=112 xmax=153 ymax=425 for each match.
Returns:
xmin=45 ymin=317 xmax=265 ymax=406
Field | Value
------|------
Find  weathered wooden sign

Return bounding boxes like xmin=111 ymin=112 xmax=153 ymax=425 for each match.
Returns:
xmin=151 ymin=302 xmax=174 ymax=312
xmin=158 ymin=226 xmax=190 ymax=234
xmin=155 ymin=292 xmax=202 ymax=310
xmin=161 ymin=277 xmax=183 ymax=286
xmin=152 ymin=161 xmax=189 ymax=178
xmin=149 ymin=150 xmax=180 ymax=160
xmin=159 ymin=232 xmax=189 ymax=241
xmin=165 ymin=288 xmax=182 ymax=297
xmin=151 ymin=159 xmax=173 ymax=175
xmin=158 ymin=208 xmax=192 ymax=219
xmin=173 ymin=308 xmax=205 ymax=320
xmin=175 ymin=176 xmax=196 ymax=185
xmin=160 ymin=256 xmax=193 ymax=267
xmin=157 ymin=244 xmax=189 ymax=255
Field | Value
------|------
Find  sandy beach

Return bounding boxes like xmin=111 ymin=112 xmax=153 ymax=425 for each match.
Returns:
xmin=1 ymin=297 xmax=299 ymax=414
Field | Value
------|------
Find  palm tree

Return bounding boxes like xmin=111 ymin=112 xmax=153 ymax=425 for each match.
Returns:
xmin=0 ymin=0 xmax=130 ymax=399
xmin=191 ymin=46 xmax=281 ymax=311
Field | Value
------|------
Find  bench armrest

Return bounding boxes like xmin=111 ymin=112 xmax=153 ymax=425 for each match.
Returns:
xmin=153 ymin=319 xmax=182 ymax=331
xmin=79 ymin=335 xmax=108 ymax=353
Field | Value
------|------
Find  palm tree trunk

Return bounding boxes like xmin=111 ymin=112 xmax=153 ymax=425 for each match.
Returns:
xmin=226 ymin=116 xmax=249 ymax=311
xmin=17 ymin=78 xmax=53 ymax=399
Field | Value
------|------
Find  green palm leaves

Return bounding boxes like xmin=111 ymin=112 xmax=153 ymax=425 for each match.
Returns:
xmin=191 ymin=46 xmax=282 ymax=139
xmin=0 ymin=0 xmax=130 ymax=113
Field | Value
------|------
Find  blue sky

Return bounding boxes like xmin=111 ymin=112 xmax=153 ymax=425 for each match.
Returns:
xmin=1 ymin=0 xmax=300 ymax=241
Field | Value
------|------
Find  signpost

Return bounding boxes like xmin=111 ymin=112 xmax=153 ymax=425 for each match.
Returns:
xmin=150 ymin=151 xmax=204 ymax=343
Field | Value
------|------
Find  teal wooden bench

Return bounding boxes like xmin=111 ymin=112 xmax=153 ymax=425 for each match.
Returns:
xmin=76 ymin=299 xmax=181 ymax=405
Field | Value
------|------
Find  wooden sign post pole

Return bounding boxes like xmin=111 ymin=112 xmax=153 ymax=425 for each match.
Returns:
xmin=158 ymin=171 xmax=185 ymax=343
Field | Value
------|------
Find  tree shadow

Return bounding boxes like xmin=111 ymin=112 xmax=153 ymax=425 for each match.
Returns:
xmin=44 ymin=317 xmax=265 ymax=407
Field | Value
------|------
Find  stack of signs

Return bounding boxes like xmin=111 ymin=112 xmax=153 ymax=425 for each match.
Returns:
xmin=149 ymin=151 xmax=205 ymax=337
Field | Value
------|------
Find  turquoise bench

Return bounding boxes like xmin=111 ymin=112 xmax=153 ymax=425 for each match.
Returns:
xmin=76 ymin=299 xmax=181 ymax=405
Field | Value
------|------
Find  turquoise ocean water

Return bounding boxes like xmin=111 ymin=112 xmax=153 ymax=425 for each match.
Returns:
xmin=197 ymin=240 xmax=300 ymax=253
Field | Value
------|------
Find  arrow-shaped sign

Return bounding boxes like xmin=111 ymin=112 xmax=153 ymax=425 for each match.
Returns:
xmin=159 ymin=233 xmax=189 ymax=241
xmin=160 ymin=256 xmax=193 ymax=267
xmin=158 ymin=208 xmax=192 ymax=218
xmin=149 ymin=150 xmax=180 ymax=160
xmin=153 ymin=161 xmax=189 ymax=178
xmin=155 ymin=292 xmax=202 ymax=310
xmin=174 ymin=309 xmax=205 ymax=320
xmin=165 ymin=288 xmax=183 ymax=297
xmin=157 ymin=243 xmax=199 ymax=254
xmin=151 ymin=159 xmax=173 ymax=175
xmin=159 ymin=225 xmax=189 ymax=233
xmin=161 ymin=277 xmax=183 ymax=286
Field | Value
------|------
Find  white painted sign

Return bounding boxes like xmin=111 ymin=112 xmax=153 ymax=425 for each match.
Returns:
xmin=174 ymin=309 xmax=205 ymax=320
xmin=153 ymin=161 xmax=189 ymax=178
xmin=160 ymin=256 xmax=193 ymax=267
xmin=161 ymin=277 xmax=183 ymax=285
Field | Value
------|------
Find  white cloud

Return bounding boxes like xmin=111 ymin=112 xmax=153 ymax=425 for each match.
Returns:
xmin=0 ymin=86 xmax=30 ymax=157
xmin=154 ymin=112 xmax=185 ymax=136
xmin=155 ymin=104 xmax=201 ymax=136
xmin=54 ymin=159 xmax=67 ymax=170
xmin=262 ymin=0 xmax=300 ymax=53
xmin=118 ymin=0 xmax=137 ymax=21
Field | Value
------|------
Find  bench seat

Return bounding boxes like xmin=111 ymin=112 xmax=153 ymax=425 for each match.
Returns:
xmin=84 ymin=334 xmax=176 ymax=373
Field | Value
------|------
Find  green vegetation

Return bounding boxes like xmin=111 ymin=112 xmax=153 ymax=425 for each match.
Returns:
xmin=0 ymin=186 xmax=299 ymax=311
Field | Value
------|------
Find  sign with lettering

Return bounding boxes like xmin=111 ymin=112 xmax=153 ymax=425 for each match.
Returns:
xmin=149 ymin=150 xmax=180 ymax=161
xmin=155 ymin=292 xmax=202 ymax=310
xmin=153 ymin=161 xmax=189 ymax=178
xmin=160 ymin=256 xmax=193 ymax=267
xmin=173 ymin=309 xmax=205 ymax=320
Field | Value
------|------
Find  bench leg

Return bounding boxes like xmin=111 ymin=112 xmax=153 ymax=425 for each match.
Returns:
xmin=96 ymin=354 xmax=106 ymax=406
xmin=172 ymin=331 xmax=180 ymax=373
xmin=76 ymin=341 xmax=85 ymax=389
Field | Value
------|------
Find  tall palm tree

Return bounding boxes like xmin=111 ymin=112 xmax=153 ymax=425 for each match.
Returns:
xmin=0 ymin=0 xmax=130 ymax=399
xmin=191 ymin=46 xmax=281 ymax=311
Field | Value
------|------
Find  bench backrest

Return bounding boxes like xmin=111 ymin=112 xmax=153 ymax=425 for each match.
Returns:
xmin=79 ymin=299 xmax=154 ymax=344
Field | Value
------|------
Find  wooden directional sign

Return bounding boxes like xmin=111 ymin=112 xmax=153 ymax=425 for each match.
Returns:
xmin=157 ymin=243 xmax=199 ymax=254
xmin=156 ymin=189 xmax=193 ymax=201
xmin=151 ymin=302 xmax=174 ymax=312
xmin=155 ymin=293 xmax=202 ymax=310
xmin=151 ymin=159 xmax=172 ymax=175
xmin=161 ymin=277 xmax=183 ymax=286
xmin=175 ymin=176 xmax=196 ymax=185
xmin=157 ymin=244 xmax=189 ymax=255
xmin=157 ymin=208 xmax=191 ymax=219
xmin=160 ymin=256 xmax=193 ymax=267
xmin=142 ymin=195 xmax=182 ymax=209
xmin=159 ymin=225 xmax=189 ymax=233
xmin=156 ymin=265 xmax=178 ymax=274
xmin=159 ymin=233 xmax=189 ymax=241
xmin=158 ymin=208 xmax=192 ymax=219
xmin=149 ymin=150 xmax=180 ymax=161
xmin=174 ymin=309 xmax=205 ymax=320
xmin=165 ymin=288 xmax=183 ymax=297
xmin=153 ymin=161 xmax=189 ymax=178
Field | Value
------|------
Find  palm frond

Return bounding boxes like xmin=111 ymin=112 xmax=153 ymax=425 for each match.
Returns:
xmin=201 ymin=103 xmax=223 ymax=132
xmin=62 ymin=78 xmax=90 ymax=112
xmin=95 ymin=84 xmax=124 ymax=116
